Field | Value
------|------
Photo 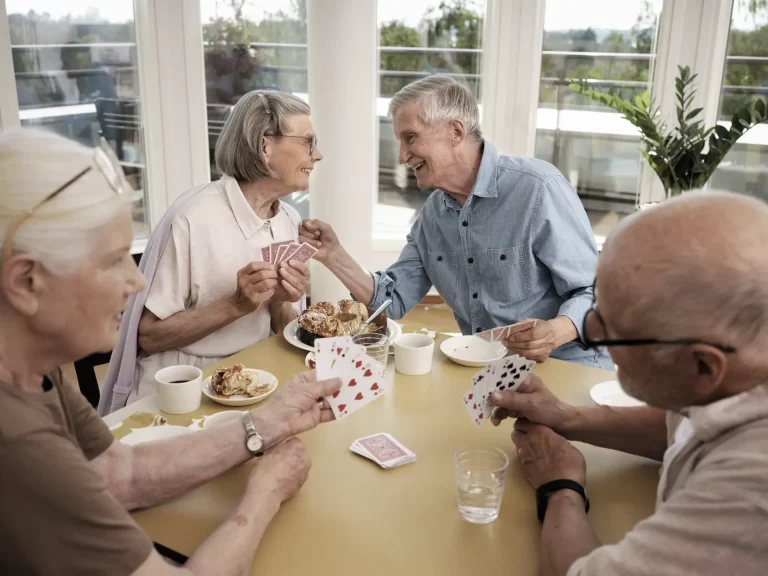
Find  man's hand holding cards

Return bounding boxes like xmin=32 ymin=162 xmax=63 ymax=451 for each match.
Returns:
xmin=476 ymin=320 xmax=537 ymax=343
xmin=315 ymin=337 xmax=387 ymax=420
xmin=461 ymin=355 xmax=536 ymax=427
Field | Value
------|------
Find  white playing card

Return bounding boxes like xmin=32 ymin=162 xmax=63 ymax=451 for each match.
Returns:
xmin=462 ymin=355 xmax=535 ymax=428
xmin=315 ymin=337 xmax=362 ymax=379
xmin=319 ymin=346 xmax=385 ymax=420
xmin=350 ymin=433 xmax=415 ymax=469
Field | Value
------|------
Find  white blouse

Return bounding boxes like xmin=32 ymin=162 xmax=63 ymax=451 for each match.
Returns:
xmin=131 ymin=176 xmax=298 ymax=401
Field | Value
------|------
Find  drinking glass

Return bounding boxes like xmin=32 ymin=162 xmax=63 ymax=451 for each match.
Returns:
xmin=454 ymin=447 xmax=510 ymax=524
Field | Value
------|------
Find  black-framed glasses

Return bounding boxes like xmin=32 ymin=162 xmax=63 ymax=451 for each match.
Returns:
xmin=582 ymin=284 xmax=737 ymax=354
xmin=265 ymin=133 xmax=317 ymax=156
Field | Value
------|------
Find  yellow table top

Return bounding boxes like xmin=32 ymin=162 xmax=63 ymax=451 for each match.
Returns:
xmin=127 ymin=332 xmax=659 ymax=575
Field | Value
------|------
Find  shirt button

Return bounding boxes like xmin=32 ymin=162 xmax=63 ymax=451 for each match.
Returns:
xmin=500 ymin=254 xmax=506 ymax=261
xmin=468 ymin=258 xmax=474 ymax=264
xmin=476 ymin=327 xmax=482 ymax=333
xmin=386 ymin=291 xmax=391 ymax=297
xmin=437 ymin=256 xmax=443 ymax=262
xmin=472 ymin=292 xmax=478 ymax=299
xmin=462 ymin=220 xmax=468 ymax=227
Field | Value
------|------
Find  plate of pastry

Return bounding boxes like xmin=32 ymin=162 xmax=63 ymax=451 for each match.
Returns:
xmin=283 ymin=299 xmax=402 ymax=353
xmin=202 ymin=364 xmax=278 ymax=407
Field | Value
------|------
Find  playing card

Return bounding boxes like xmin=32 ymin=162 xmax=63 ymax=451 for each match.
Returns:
xmin=269 ymin=240 xmax=293 ymax=264
xmin=261 ymin=246 xmax=271 ymax=264
xmin=274 ymin=244 xmax=289 ymax=268
xmin=279 ymin=242 xmax=300 ymax=267
xmin=324 ymin=352 xmax=385 ymax=420
xmin=490 ymin=326 xmax=509 ymax=342
xmin=350 ymin=433 xmax=415 ymax=469
xmin=292 ymin=242 xmax=318 ymax=264
xmin=462 ymin=355 xmax=535 ymax=427
xmin=315 ymin=337 xmax=362 ymax=379
xmin=505 ymin=319 xmax=537 ymax=336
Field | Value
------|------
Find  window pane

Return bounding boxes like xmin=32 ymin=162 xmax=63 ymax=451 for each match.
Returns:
xmin=376 ymin=0 xmax=484 ymax=243
xmin=8 ymin=1 xmax=149 ymax=240
xmin=200 ymin=0 xmax=309 ymax=219
xmin=534 ymin=0 xmax=662 ymax=240
xmin=710 ymin=4 xmax=768 ymax=202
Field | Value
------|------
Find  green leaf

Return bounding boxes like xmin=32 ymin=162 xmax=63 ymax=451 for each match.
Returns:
xmin=714 ymin=125 xmax=731 ymax=141
xmin=756 ymin=99 xmax=766 ymax=119
xmin=685 ymin=108 xmax=703 ymax=121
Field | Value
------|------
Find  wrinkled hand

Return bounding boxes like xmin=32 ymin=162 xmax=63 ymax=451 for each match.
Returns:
xmin=272 ymin=260 xmax=310 ymax=303
xmin=250 ymin=371 xmax=342 ymax=448
xmin=512 ymin=419 xmax=586 ymax=490
xmin=490 ymin=372 xmax=576 ymax=434
xmin=502 ymin=317 xmax=575 ymax=363
xmin=248 ymin=437 xmax=311 ymax=504
xmin=299 ymin=218 xmax=340 ymax=264
xmin=231 ymin=262 xmax=278 ymax=314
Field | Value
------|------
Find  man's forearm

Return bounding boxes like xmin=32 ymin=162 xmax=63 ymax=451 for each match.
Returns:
xmin=560 ymin=405 xmax=667 ymax=461
xmin=117 ymin=413 xmax=281 ymax=510
xmin=539 ymin=490 xmax=601 ymax=576
xmin=139 ymin=298 xmax=244 ymax=355
xmin=324 ymin=248 xmax=376 ymax=305
xmin=270 ymin=300 xmax=297 ymax=334
xmin=184 ymin=491 xmax=281 ymax=576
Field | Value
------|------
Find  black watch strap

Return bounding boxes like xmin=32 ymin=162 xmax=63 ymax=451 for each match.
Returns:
xmin=536 ymin=479 xmax=590 ymax=522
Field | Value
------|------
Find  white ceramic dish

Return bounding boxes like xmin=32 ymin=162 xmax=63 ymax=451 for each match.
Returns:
xmin=203 ymin=410 xmax=245 ymax=429
xmin=202 ymin=368 xmax=278 ymax=407
xmin=440 ymin=335 xmax=507 ymax=367
xmin=283 ymin=317 xmax=403 ymax=353
xmin=589 ymin=380 xmax=646 ymax=407
xmin=120 ymin=425 xmax=192 ymax=446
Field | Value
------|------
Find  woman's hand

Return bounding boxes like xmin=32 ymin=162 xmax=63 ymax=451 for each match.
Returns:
xmin=271 ymin=260 xmax=310 ymax=303
xmin=231 ymin=262 xmax=279 ymax=314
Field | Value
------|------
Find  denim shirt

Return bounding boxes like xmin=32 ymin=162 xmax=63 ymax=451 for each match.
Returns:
xmin=370 ymin=141 xmax=612 ymax=369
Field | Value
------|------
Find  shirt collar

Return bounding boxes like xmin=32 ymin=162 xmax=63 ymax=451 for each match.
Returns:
xmin=440 ymin=140 xmax=498 ymax=211
xmin=221 ymin=175 xmax=281 ymax=240
xmin=681 ymin=381 xmax=768 ymax=443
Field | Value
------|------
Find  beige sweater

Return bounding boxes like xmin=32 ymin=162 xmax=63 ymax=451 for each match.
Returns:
xmin=568 ymin=383 xmax=768 ymax=576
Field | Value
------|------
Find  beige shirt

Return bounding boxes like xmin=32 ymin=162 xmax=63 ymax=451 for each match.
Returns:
xmin=132 ymin=176 xmax=298 ymax=400
xmin=0 ymin=370 xmax=152 ymax=574
xmin=568 ymin=383 xmax=768 ymax=575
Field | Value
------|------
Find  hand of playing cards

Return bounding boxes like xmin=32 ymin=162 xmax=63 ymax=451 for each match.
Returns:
xmin=350 ymin=433 xmax=416 ymax=469
xmin=476 ymin=320 xmax=537 ymax=344
xmin=315 ymin=337 xmax=388 ymax=420
xmin=462 ymin=355 xmax=536 ymax=427
xmin=261 ymin=240 xmax=317 ymax=272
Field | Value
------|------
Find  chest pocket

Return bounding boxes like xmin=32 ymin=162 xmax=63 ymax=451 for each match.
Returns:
xmin=426 ymin=250 xmax=459 ymax=303
xmin=483 ymin=246 xmax=529 ymax=303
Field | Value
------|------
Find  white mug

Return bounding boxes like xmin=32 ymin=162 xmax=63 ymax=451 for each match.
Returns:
xmin=155 ymin=365 xmax=203 ymax=414
xmin=394 ymin=333 xmax=435 ymax=376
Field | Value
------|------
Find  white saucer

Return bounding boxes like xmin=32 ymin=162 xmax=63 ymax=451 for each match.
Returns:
xmin=589 ymin=380 xmax=646 ymax=407
xmin=202 ymin=368 xmax=278 ymax=407
xmin=120 ymin=425 xmax=193 ymax=446
xmin=440 ymin=335 xmax=507 ymax=367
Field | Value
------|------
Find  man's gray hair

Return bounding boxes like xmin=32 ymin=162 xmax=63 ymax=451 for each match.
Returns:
xmin=215 ymin=90 xmax=311 ymax=182
xmin=388 ymin=75 xmax=482 ymax=140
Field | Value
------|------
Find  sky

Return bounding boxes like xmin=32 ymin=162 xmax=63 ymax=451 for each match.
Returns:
xmin=6 ymin=0 xmax=765 ymax=32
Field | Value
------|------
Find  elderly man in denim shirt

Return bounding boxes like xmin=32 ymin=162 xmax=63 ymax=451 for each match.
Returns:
xmin=300 ymin=76 xmax=612 ymax=369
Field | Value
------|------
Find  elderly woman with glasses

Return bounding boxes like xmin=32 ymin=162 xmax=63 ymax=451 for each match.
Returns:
xmin=100 ymin=90 xmax=323 ymax=413
xmin=0 ymin=128 xmax=341 ymax=575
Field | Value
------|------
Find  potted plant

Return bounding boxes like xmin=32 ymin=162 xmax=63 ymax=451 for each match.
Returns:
xmin=569 ymin=66 xmax=767 ymax=198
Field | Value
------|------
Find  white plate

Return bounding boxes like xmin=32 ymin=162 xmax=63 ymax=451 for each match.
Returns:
xmin=282 ymin=317 xmax=403 ymax=353
xmin=202 ymin=368 xmax=278 ymax=407
xmin=203 ymin=410 xmax=245 ymax=429
xmin=120 ymin=425 xmax=192 ymax=446
xmin=440 ymin=335 xmax=507 ymax=367
xmin=590 ymin=380 xmax=646 ymax=407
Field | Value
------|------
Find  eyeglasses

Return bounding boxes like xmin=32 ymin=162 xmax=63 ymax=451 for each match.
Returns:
xmin=2 ymin=137 xmax=130 ymax=262
xmin=265 ymin=133 xmax=318 ymax=156
xmin=582 ymin=283 xmax=737 ymax=354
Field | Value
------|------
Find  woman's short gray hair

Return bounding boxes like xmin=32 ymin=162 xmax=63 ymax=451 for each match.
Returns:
xmin=387 ymin=76 xmax=482 ymax=140
xmin=215 ymin=90 xmax=311 ymax=182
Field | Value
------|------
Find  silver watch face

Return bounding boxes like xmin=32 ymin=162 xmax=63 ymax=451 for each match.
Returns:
xmin=246 ymin=434 xmax=263 ymax=453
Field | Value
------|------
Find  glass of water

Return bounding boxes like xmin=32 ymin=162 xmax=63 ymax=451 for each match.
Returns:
xmin=351 ymin=332 xmax=390 ymax=368
xmin=454 ymin=447 xmax=510 ymax=524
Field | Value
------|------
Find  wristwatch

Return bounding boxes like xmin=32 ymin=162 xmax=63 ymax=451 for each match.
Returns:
xmin=241 ymin=411 xmax=265 ymax=456
xmin=536 ymin=479 xmax=590 ymax=522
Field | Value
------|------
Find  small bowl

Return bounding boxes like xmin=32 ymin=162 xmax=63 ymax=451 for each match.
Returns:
xmin=440 ymin=335 xmax=507 ymax=367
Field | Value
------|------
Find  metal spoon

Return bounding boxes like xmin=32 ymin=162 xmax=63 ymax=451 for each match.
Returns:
xmin=355 ymin=299 xmax=392 ymax=335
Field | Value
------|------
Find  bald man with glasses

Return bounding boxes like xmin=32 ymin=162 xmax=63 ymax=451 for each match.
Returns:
xmin=490 ymin=191 xmax=768 ymax=576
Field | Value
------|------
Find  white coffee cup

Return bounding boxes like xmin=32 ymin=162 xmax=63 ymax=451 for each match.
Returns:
xmin=394 ymin=333 xmax=435 ymax=376
xmin=155 ymin=365 xmax=203 ymax=414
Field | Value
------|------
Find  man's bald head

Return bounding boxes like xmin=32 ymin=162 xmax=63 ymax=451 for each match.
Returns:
xmin=599 ymin=191 xmax=768 ymax=350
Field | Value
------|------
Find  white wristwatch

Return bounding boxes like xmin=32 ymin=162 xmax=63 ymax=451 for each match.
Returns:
xmin=241 ymin=411 xmax=264 ymax=456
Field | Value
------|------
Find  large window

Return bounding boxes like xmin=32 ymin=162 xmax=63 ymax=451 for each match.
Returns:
xmin=375 ymin=0 xmax=485 ymax=243
xmin=710 ymin=2 xmax=768 ymax=202
xmin=200 ymin=0 xmax=309 ymax=218
xmin=534 ymin=0 xmax=662 ymax=240
xmin=7 ymin=1 xmax=149 ymax=240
